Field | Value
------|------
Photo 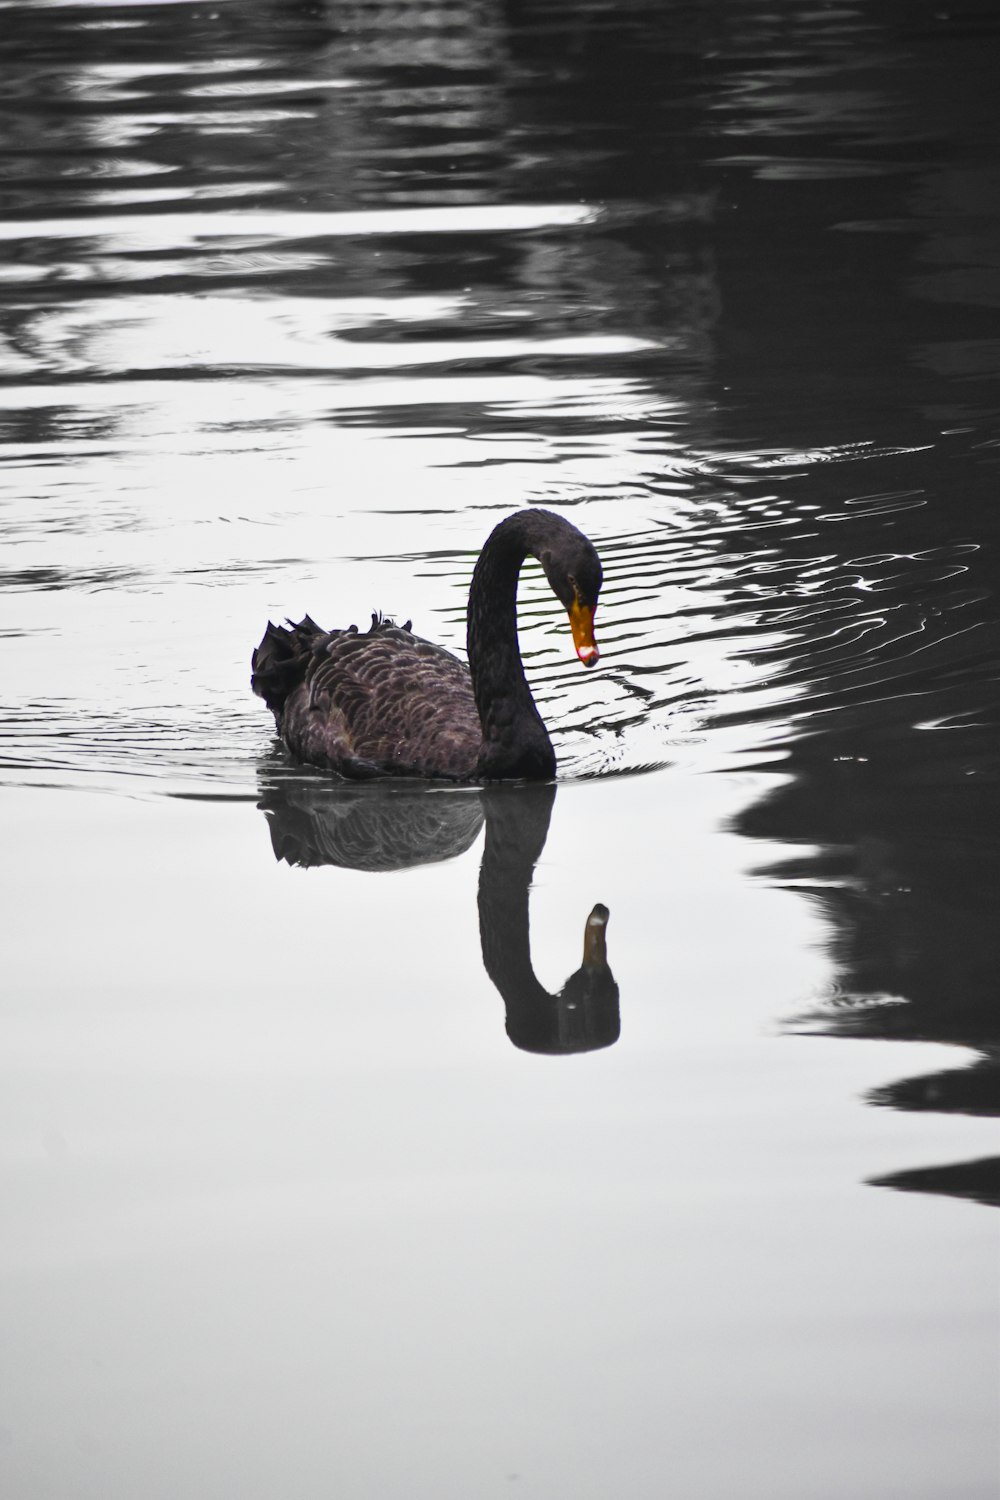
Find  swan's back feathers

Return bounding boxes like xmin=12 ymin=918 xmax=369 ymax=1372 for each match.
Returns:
xmin=252 ymin=614 xmax=481 ymax=779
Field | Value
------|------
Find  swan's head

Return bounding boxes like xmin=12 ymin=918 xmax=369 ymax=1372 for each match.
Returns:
xmin=537 ymin=524 xmax=603 ymax=668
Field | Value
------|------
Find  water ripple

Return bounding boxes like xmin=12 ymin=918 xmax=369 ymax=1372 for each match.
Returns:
xmin=1 ymin=0 xmax=997 ymax=801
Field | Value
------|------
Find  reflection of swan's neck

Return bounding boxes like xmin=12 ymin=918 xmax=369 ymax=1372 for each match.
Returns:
xmin=477 ymin=786 xmax=620 ymax=1054
xmin=467 ymin=516 xmax=556 ymax=780
xmin=477 ymin=785 xmax=554 ymax=1012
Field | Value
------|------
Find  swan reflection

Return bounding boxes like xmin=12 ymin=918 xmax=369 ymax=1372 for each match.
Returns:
xmin=257 ymin=765 xmax=483 ymax=871
xmin=478 ymin=785 xmax=619 ymax=1054
xmin=256 ymin=769 xmax=619 ymax=1054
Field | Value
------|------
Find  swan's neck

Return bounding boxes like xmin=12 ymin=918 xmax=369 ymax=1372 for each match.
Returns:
xmin=467 ymin=518 xmax=556 ymax=780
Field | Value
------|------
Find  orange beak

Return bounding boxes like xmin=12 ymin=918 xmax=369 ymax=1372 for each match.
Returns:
xmin=568 ymin=596 xmax=599 ymax=667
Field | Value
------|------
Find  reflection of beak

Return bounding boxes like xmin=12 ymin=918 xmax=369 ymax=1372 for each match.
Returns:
xmin=582 ymin=903 xmax=610 ymax=967
xmin=568 ymin=597 xmax=599 ymax=667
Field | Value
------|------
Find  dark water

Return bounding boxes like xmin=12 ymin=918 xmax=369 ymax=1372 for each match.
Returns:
xmin=2 ymin=2 xmax=999 ymax=1497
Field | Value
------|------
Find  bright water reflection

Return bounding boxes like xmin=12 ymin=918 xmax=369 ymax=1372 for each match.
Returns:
xmin=2 ymin=1 xmax=999 ymax=1496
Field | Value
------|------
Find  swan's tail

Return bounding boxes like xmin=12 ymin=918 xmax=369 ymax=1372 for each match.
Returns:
xmin=250 ymin=615 xmax=325 ymax=717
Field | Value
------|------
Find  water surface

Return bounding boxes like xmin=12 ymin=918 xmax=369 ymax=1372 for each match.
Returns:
xmin=1 ymin=3 xmax=998 ymax=1497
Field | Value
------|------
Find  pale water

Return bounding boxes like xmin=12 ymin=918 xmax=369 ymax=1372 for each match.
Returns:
xmin=1 ymin=3 xmax=998 ymax=1497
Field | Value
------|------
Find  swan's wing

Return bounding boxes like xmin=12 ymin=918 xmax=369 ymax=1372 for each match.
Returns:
xmin=278 ymin=618 xmax=481 ymax=778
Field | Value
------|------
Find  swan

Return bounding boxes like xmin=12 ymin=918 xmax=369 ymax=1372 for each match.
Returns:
xmin=251 ymin=508 xmax=602 ymax=779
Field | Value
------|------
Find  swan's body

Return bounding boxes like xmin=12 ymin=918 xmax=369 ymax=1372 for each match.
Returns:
xmin=251 ymin=508 xmax=602 ymax=780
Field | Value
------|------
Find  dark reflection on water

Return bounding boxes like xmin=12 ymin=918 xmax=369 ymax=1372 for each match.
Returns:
xmin=739 ymin=736 xmax=1000 ymax=1209
xmin=257 ymin=761 xmax=485 ymax=871
xmin=257 ymin=769 xmax=620 ymax=1053
xmin=478 ymin=785 xmax=619 ymax=1054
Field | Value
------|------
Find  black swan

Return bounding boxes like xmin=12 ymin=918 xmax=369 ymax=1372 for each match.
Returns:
xmin=251 ymin=508 xmax=602 ymax=780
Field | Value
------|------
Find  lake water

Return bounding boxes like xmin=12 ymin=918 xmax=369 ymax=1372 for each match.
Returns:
xmin=2 ymin=2 xmax=998 ymax=1497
